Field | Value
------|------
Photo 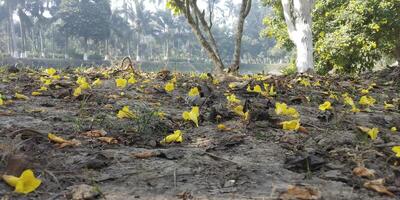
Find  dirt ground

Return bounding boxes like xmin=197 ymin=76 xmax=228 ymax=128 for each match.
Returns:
xmin=0 ymin=65 xmax=400 ymax=200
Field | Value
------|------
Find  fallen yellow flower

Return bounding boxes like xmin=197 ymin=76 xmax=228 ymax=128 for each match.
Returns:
xmin=38 ymin=86 xmax=47 ymax=91
xmin=116 ymin=78 xmax=128 ymax=88
xmin=384 ymin=102 xmax=395 ymax=110
xmin=275 ymin=102 xmax=299 ymax=118
xmin=319 ymin=101 xmax=332 ymax=111
xmin=164 ymin=82 xmax=175 ymax=92
xmin=358 ymin=126 xmax=379 ymax=140
xmin=269 ymin=85 xmax=277 ymax=96
xmin=15 ymin=93 xmax=29 ymax=100
xmin=183 ymin=106 xmax=200 ymax=127
xmin=281 ymin=119 xmax=300 ymax=131
xmin=92 ymin=78 xmax=102 ymax=87
xmin=392 ymin=146 xmax=400 ymax=157
xmin=76 ymin=77 xmax=90 ymax=89
xmin=233 ymin=105 xmax=249 ymax=120
xmin=160 ymin=130 xmax=183 ymax=144
xmin=360 ymin=89 xmax=369 ymax=94
xmin=31 ymin=91 xmax=41 ymax=96
xmin=73 ymin=87 xmax=82 ymax=97
xmin=199 ymin=73 xmax=209 ymax=80
xmin=117 ymin=106 xmax=136 ymax=119
xmin=188 ymin=87 xmax=200 ymax=97
xmin=44 ymin=68 xmax=56 ymax=76
xmin=227 ymin=94 xmax=241 ymax=104
xmin=359 ymin=96 xmax=376 ymax=106
xmin=391 ymin=127 xmax=397 ymax=132
xmin=2 ymin=169 xmax=41 ymax=194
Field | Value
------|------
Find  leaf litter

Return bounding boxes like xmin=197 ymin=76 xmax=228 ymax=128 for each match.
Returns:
xmin=0 ymin=64 xmax=399 ymax=199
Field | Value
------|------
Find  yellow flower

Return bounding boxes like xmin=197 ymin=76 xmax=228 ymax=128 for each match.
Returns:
xmin=160 ymin=130 xmax=183 ymax=144
xmin=360 ymin=89 xmax=369 ymax=94
xmin=51 ymin=75 xmax=61 ymax=80
xmin=392 ymin=146 xmax=400 ymax=157
xmin=212 ymin=79 xmax=220 ymax=85
xmin=92 ymin=78 xmax=102 ymax=87
xmin=117 ymin=106 xmax=136 ymax=119
xmin=228 ymin=82 xmax=237 ymax=89
xmin=164 ymin=82 xmax=175 ymax=92
xmin=351 ymin=106 xmax=361 ymax=113
xmin=44 ymin=68 xmax=56 ymax=76
xmin=233 ymin=105 xmax=249 ymax=120
xmin=359 ymin=127 xmax=379 ymax=140
xmin=102 ymin=71 xmax=110 ymax=79
xmin=182 ymin=106 xmax=200 ymax=127
xmin=329 ymin=93 xmax=338 ymax=100
xmin=0 ymin=96 xmax=3 ymax=106
xmin=359 ymin=96 xmax=376 ymax=106
xmin=217 ymin=124 xmax=227 ymax=131
xmin=38 ymin=86 xmax=47 ymax=91
xmin=384 ymin=101 xmax=395 ymax=110
xmin=313 ymin=80 xmax=321 ymax=86
xmin=188 ymin=87 xmax=200 ymax=97
xmin=15 ymin=93 xmax=29 ymax=100
xmin=31 ymin=91 xmax=41 ymax=96
xmin=391 ymin=127 xmax=397 ymax=132
xmin=2 ymin=169 xmax=41 ymax=194
xmin=275 ymin=102 xmax=299 ymax=118
xmin=367 ymin=128 xmax=379 ymax=140
xmin=269 ymin=85 xmax=277 ymax=96
xmin=281 ymin=119 xmax=300 ymax=131
xmin=253 ymin=85 xmax=262 ymax=93
xmin=226 ymin=94 xmax=241 ymax=104
xmin=128 ymin=76 xmax=137 ymax=84
xmin=319 ymin=101 xmax=332 ymax=111
xmin=115 ymin=78 xmax=128 ymax=88
xmin=73 ymin=87 xmax=82 ymax=97
xmin=199 ymin=73 xmax=209 ymax=80
xmin=299 ymin=78 xmax=311 ymax=87
xmin=344 ymin=96 xmax=355 ymax=106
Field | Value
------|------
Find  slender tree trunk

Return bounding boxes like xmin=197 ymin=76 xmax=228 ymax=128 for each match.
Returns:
xmin=8 ymin=5 xmax=18 ymax=58
xmin=229 ymin=0 xmax=252 ymax=73
xmin=64 ymin=35 xmax=69 ymax=59
xmin=104 ymin=40 xmax=109 ymax=60
xmin=281 ymin=0 xmax=314 ymax=73
xmin=136 ymin=32 xmax=141 ymax=61
xmin=394 ymin=42 xmax=400 ymax=65
xmin=39 ymin=28 xmax=45 ymax=58
xmin=83 ymin=37 xmax=88 ymax=61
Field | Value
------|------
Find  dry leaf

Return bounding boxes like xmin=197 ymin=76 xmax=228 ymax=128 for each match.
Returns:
xmin=353 ymin=166 xmax=375 ymax=178
xmin=279 ymin=185 xmax=321 ymax=200
xmin=132 ymin=151 xmax=160 ymax=159
xmin=81 ymin=130 xmax=107 ymax=137
xmin=48 ymin=133 xmax=80 ymax=148
xmin=363 ymin=179 xmax=394 ymax=197
xmin=97 ymin=137 xmax=118 ymax=144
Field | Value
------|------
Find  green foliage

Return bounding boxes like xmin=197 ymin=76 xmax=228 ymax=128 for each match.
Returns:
xmin=281 ymin=60 xmax=297 ymax=76
xmin=58 ymin=0 xmax=111 ymax=40
xmin=262 ymin=0 xmax=400 ymax=74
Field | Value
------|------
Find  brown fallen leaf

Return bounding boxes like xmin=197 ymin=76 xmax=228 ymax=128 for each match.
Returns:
xmin=48 ymin=133 xmax=81 ymax=148
xmin=279 ymin=185 xmax=321 ymax=200
xmin=132 ymin=151 xmax=160 ymax=159
xmin=353 ymin=166 xmax=375 ymax=178
xmin=363 ymin=179 xmax=395 ymax=197
xmin=97 ymin=137 xmax=118 ymax=144
xmin=298 ymin=126 xmax=309 ymax=134
xmin=81 ymin=130 xmax=107 ymax=137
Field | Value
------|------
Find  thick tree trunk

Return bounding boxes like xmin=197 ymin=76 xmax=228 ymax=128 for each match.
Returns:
xmin=281 ymin=0 xmax=314 ymax=73
xmin=230 ymin=0 xmax=252 ymax=74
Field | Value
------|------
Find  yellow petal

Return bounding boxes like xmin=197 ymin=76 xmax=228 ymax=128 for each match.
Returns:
xmin=116 ymin=78 xmax=128 ymax=88
xmin=182 ymin=111 xmax=190 ymax=120
xmin=2 ymin=174 xmax=19 ymax=187
xmin=32 ymin=91 xmax=42 ymax=96
xmin=161 ymin=130 xmax=183 ymax=144
xmin=15 ymin=93 xmax=29 ymax=100
xmin=392 ymin=146 xmax=400 ymax=157
xmin=391 ymin=127 xmax=397 ymax=132
xmin=164 ymin=82 xmax=175 ymax=92
xmin=188 ymin=87 xmax=200 ymax=97
xmin=48 ymin=133 xmax=68 ymax=143
xmin=319 ymin=101 xmax=332 ymax=111
xmin=253 ymin=85 xmax=262 ymax=93
xmin=73 ymin=87 xmax=82 ymax=97
xmin=14 ymin=169 xmax=41 ymax=194
xmin=45 ymin=68 xmax=56 ymax=76
xmin=281 ymin=119 xmax=300 ymax=131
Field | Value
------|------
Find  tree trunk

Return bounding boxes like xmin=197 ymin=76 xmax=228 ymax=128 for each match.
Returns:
xmin=19 ymin=17 xmax=26 ymax=58
xmin=64 ymin=35 xmax=69 ymax=59
xmin=39 ymin=28 xmax=45 ymax=58
xmin=8 ymin=5 xmax=18 ymax=58
xmin=281 ymin=0 xmax=314 ymax=73
xmin=136 ymin=32 xmax=141 ymax=61
xmin=83 ymin=37 xmax=88 ymax=61
xmin=229 ymin=0 xmax=252 ymax=74
xmin=104 ymin=40 xmax=109 ymax=60
xmin=394 ymin=42 xmax=400 ymax=66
